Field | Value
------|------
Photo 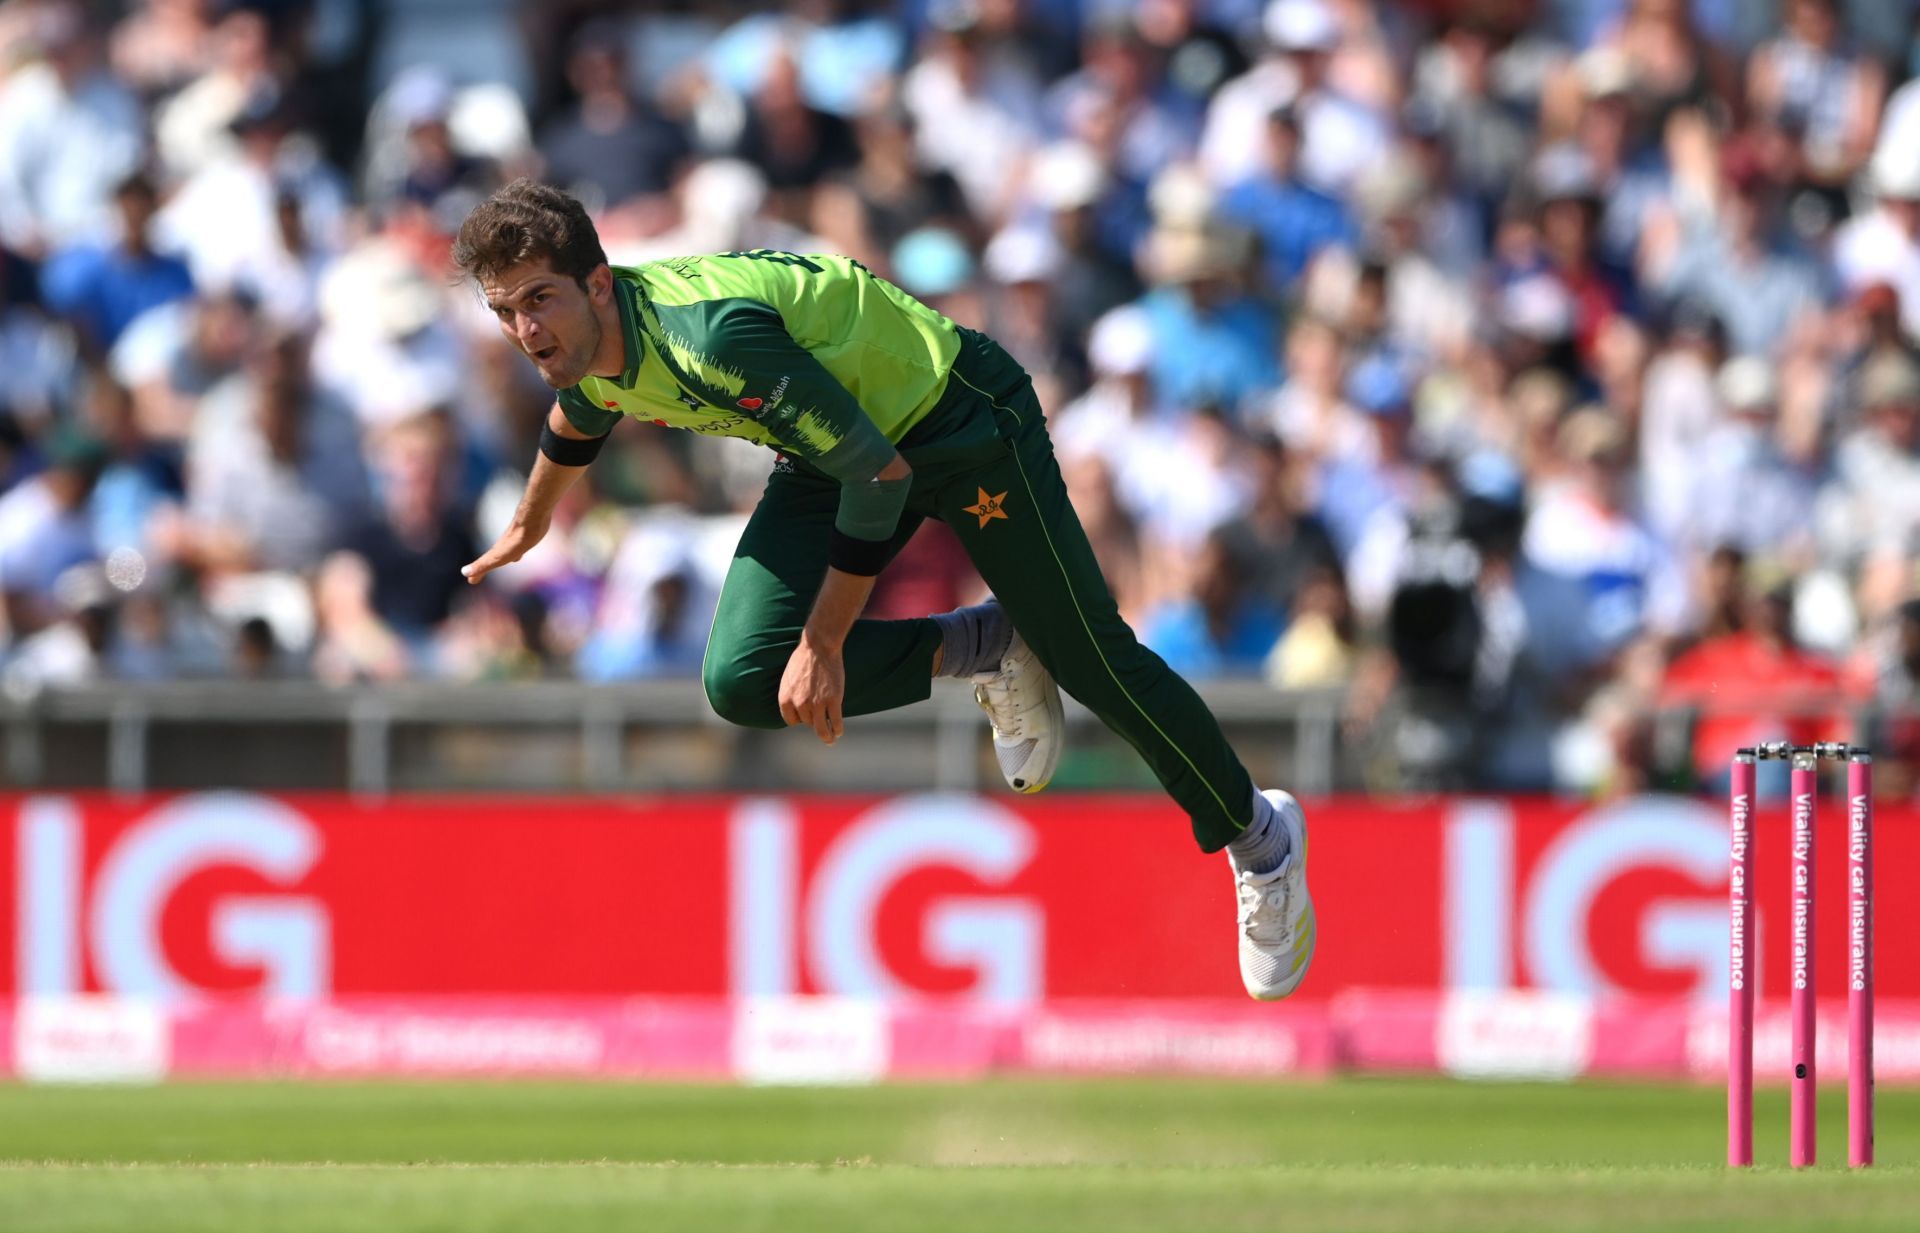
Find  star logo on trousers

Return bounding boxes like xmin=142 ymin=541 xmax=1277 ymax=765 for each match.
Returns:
xmin=964 ymin=487 xmax=1010 ymax=529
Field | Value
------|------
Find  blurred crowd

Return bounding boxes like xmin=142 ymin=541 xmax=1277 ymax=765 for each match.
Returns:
xmin=6 ymin=0 xmax=1920 ymax=794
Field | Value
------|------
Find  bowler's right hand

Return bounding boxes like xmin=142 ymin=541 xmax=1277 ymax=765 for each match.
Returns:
xmin=462 ymin=520 xmax=547 ymax=585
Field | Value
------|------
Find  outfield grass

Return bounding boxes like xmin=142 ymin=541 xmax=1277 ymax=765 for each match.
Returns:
xmin=1 ymin=1078 xmax=1912 ymax=1231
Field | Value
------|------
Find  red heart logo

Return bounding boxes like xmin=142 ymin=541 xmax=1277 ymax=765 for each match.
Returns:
xmin=652 ymin=419 xmax=668 ymax=426
xmin=603 ymin=400 xmax=619 ymax=408
xmin=737 ymin=397 xmax=763 ymax=410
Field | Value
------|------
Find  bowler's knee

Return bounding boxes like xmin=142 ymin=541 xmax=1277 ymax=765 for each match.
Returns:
xmin=701 ymin=652 xmax=785 ymax=730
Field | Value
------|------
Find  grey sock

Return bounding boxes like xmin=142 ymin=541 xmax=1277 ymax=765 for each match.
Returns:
xmin=931 ymin=601 xmax=1012 ymax=679
xmin=1228 ymin=790 xmax=1293 ymax=875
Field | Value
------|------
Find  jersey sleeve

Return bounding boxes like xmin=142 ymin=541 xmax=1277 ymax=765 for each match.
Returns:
xmin=555 ymin=386 xmax=622 ymax=437
xmin=655 ymin=298 xmax=906 ymax=540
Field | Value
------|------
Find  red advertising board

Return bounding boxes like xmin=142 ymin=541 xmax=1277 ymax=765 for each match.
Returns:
xmin=1 ymin=791 xmax=1913 ymax=1006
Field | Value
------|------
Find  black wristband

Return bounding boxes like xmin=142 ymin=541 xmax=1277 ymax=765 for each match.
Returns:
xmin=827 ymin=528 xmax=893 ymax=577
xmin=539 ymin=420 xmax=610 ymax=467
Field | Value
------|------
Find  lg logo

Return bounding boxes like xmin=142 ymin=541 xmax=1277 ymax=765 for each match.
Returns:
xmin=1446 ymin=795 xmax=1729 ymax=999
xmin=15 ymin=793 xmax=330 ymax=998
xmin=729 ymin=794 xmax=1044 ymax=1004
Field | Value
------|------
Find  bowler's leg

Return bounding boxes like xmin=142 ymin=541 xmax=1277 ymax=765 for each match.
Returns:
xmin=701 ymin=463 xmax=939 ymax=729
xmin=937 ymin=368 xmax=1256 ymax=850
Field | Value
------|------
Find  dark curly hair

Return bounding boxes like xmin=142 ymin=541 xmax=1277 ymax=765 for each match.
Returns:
xmin=452 ymin=178 xmax=608 ymax=287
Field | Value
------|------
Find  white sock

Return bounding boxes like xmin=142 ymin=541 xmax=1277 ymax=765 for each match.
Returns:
xmin=1227 ymin=790 xmax=1292 ymax=875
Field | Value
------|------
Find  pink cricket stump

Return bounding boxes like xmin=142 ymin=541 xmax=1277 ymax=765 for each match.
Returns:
xmin=1729 ymin=753 xmax=1756 ymax=1167
xmin=1790 ymin=752 xmax=1818 ymax=1168
xmin=1849 ymin=754 xmax=1875 ymax=1168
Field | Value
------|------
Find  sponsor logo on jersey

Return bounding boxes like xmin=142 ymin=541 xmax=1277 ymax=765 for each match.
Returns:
xmin=739 ymin=375 xmax=791 ymax=417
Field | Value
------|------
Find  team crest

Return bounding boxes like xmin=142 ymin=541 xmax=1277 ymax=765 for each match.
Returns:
xmin=964 ymin=488 xmax=1010 ymax=529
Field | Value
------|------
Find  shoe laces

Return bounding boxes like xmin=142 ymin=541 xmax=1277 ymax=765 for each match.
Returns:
xmin=973 ymin=657 xmax=1037 ymax=738
xmin=1235 ymin=868 xmax=1292 ymax=942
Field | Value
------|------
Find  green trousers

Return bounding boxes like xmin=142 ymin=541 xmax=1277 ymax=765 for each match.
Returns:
xmin=701 ymin=329 xmax=1257 ymax=850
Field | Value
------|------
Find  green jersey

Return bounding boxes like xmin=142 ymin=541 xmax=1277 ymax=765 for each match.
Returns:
xmin=556 ymin=250 xmax=962 ymax=490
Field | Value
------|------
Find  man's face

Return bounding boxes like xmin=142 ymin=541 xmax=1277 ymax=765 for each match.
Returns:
xmin=116 ymin=186 xmax=156 ymax=245
xmin=483 ymin=259 xmax=608 ymax=390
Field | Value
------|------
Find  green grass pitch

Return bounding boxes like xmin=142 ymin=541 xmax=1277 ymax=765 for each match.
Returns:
xmin=1 ymin=1077 xmax=1914 ymax=1231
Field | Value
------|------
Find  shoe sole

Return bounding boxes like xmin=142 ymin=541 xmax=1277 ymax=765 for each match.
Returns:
xmin=1247 ymin=789 xmax=1315 ymax=1000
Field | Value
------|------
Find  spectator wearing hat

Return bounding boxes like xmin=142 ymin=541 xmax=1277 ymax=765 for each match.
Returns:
xmin=1216 ymin=105 xmax=1356 ymax=296
xmin=1019 ymin=142 xmax=1142 ymax=348
xmin=979 ymin=225 xmax=1075 ymax=400
xmin=1816 ymin=350 xmax=1920 ymax=563
xmin=380 ymin=73 xmax=500 ymax=218
xmin=1345 ymin=152 xmax=1480 ymax=362
xmin=1130 ymin=169 xmax=1277 ymax=415
xmin=1315 ymin=355 xmax=1422 ymax=562
xmin=0 ymin=433 xmax=103 ymax=636
xmin=1204 ymin=0 xmax=1388 ymax=196
xmin=1197 ymin=0 xmax=1313 ymax=189
xmin=1682 ymin=356 xmax=1818 ymax=558
xmin=1833 ymin=150 xmax=1920 ymax=341
xmin=1052 ymin=304 xmax=1162 ymax=473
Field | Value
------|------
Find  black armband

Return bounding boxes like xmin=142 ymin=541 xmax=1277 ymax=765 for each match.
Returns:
xmin=827 ymin=528 xmax=894 ymax=577
xmin=539 ymin=420 xmax=611 ymax=467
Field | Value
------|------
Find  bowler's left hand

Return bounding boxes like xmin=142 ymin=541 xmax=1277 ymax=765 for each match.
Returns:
xmin=779 ymin=635 xmax=846 ymax=744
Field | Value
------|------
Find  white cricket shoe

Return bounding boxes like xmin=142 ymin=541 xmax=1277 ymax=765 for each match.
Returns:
xmin=1231 ymin=789 xmax=1316 ymax=1000
xmin=972 ymin=626 xmax=1064 ymax=794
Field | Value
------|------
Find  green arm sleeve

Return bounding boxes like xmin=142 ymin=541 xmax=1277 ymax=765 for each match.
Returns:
xmin=657 ymin=299 xmax=908 ymax=541
xmin=556 ymin=387 xmax=623 ymax=437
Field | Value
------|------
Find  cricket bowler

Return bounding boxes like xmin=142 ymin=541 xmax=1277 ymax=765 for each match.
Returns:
xmin=454 ymin=179 xmax=1314 ymax=999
